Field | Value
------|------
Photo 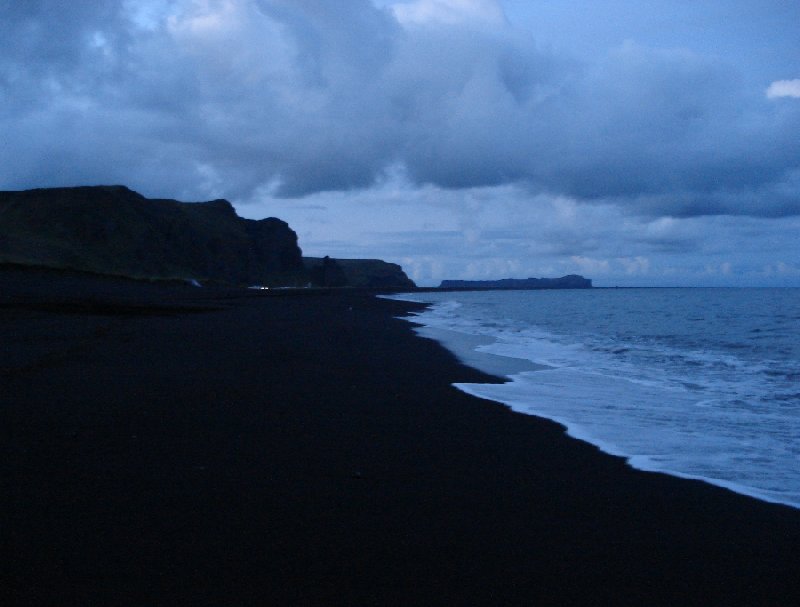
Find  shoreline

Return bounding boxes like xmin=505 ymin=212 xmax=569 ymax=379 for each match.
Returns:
xmin=390 ymin=289 xmax=800 ymax=512
xmin=3 ymin=267 xmax=800 ymax=605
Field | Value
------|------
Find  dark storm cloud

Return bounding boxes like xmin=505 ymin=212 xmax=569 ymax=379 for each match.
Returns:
xmin=1 ymin=0 xmax=798 ymax=218
xmin=0 ymin=1 xmax=120 ymax=62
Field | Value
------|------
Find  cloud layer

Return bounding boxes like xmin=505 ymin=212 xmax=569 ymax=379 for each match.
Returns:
xmin=242 ymin=177 xmax=800 ymax=286
xmin=767 ymin=79 xmax=800 ymax=99
xmin=2 ymin=0 xmax=798 ymax=220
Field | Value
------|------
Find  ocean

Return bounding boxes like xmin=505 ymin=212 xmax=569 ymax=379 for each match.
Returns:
xmin=387 ymin=288 xmax=800 ymax=509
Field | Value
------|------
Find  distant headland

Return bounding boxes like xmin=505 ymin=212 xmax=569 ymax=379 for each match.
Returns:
xmin=0 ymin=185 xmax=415 ymax=289
xmin=439 ymin=275 xmax=592 ymax=290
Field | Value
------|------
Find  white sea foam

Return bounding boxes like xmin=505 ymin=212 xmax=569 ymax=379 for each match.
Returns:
xmin=386 ymin=289 xmax=800 ymax=509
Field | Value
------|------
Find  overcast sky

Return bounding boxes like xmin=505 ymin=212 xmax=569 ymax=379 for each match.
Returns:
xmin=2 ymin=0 xmax=798 ymax=286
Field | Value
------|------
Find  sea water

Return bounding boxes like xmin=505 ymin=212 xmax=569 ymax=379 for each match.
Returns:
xmin=387 ymin=288 xmax=800 ymax=509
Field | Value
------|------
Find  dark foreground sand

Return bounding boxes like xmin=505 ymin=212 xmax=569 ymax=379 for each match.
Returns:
xmin=3 ymin=266 xmax=800 ymax=606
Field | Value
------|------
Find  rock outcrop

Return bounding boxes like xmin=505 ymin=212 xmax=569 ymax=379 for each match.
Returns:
xmin=0 ymin=186 xmax=306 ymax=286
xmin=305 ymin=256 xmax=349 ymax=288
xmin=439 ymin=275 xmax=592 ymax=289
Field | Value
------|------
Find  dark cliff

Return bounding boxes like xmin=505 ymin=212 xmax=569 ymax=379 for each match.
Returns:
xmin=0 ymin=186 xmax=305 ymax=286
xmin=439 ymin=275 xmax=592 ymax=289
xmin=304 ymin=257 xmax=416 ymax=289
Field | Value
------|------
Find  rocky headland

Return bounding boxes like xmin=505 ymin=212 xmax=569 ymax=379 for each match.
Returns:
xmin=304 ymin=256 xmax=416 ymax=289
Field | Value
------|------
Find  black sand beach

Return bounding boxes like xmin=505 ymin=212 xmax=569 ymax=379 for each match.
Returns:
xmin=3 ymin=266 xmax=800 ymax=605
